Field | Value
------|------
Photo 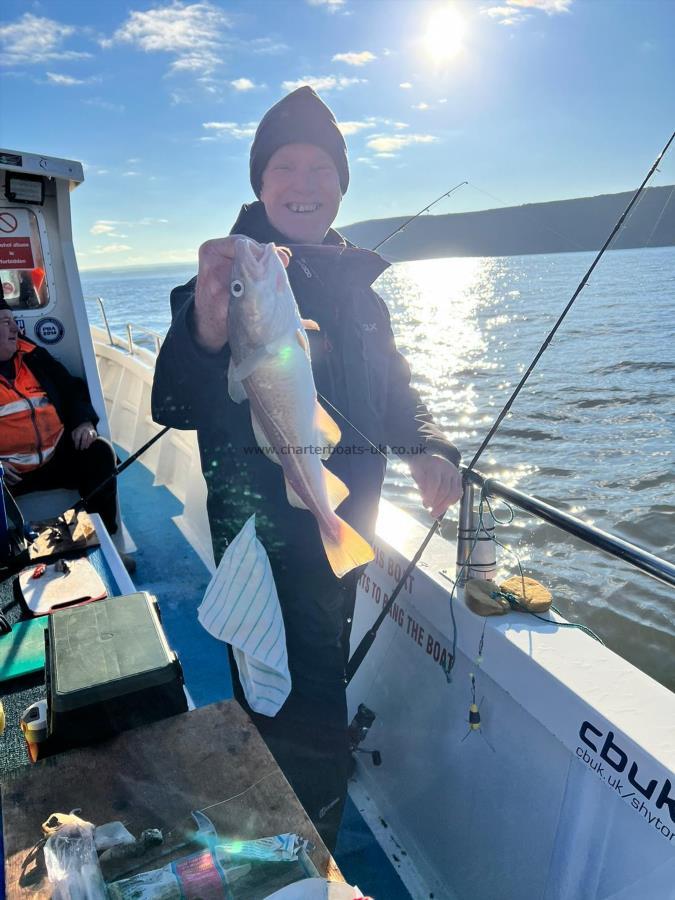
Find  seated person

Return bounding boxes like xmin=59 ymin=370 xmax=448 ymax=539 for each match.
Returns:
xmin=0 ymin=298 xmax=118 ymax=535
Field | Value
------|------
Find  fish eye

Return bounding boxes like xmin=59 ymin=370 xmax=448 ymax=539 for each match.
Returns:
xmin=230 ymin=279 xmax=244 ymax=298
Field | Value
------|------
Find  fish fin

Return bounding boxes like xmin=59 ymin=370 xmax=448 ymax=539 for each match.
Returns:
xmin=285 ymin=465 xmax=348 ymax=512
xmin=301 ymin=318 xmax=320 ymax=332
xmin=321 ymin=517 xmax=374 ymax=578
xmin=295 ymin=329 xmax=309 ymax=354
xmin=315 ymin=402 xmax=341 ymax=456
xmin=228 ymin=358 xmax=247 ymax=404
xmin=250 ymin=412 xmax=281 ymax=465
xmin=323 ymin=466 xmax=349 ymax=510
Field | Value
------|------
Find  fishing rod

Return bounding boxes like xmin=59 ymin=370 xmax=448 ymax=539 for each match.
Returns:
xmin=371 ymin=181 xmax=467 ymax=252
xmin=71 ymin=425 xmax=171 ymax=513
xmin=346 ymin=128 xmax=675 ymax=684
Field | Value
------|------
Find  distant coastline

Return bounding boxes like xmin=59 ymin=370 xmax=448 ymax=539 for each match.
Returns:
xmin=79 ymin=186 xmax=674 ymax=274
xmin=341 ymin=185 xmax=675 ymax=262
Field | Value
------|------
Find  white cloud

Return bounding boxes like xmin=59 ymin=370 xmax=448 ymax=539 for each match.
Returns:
xmin=46 ymin=72 xmax=86 ymax=85
xmin=481 ymin=0 xmax=572 ymax=25
xmin=338 ymin=117 xmax=409 ymax=137
xmin=412 ymin=102 xmax=430 ymax=110
xmin=84 ymin=97 xmax=125 ymax=112
xmin=366 ymin=133 xmax=438 ymax=156
xmin=249 ymin=37 xmax=288 ymax=54
xmin=90 ymin=218 xmax=167 ymax=236
xmin=230 ymin=77 xmax=262 ymax=91
xmin=281 ymin=75 xmax=365 ymax=92
xmin=332 ymin=51 xmax=376 ymax=66
xmin=338 ymin=121 xmax=372 ymax=136
xmin=92 ymin=244 xmax=132 ymax=255
xmin=105 ymin=2 xmax=230 ymax=76
xmin=202 ymin=121 xmax=257 ymax=139
xmin=123 ymin=171 xmax=140 ymax=177
xmin=306 ymin=0 xmax=346 ymax=12
xmin=510 ymin=0 xmax=572 ymax=10
xmin=91 ymin=221 xmax=119 ymax=235
xmin=399 ymin=82 xmax=412 ymax=89
xmin=0 ymin=13 xmax=91 ymax=67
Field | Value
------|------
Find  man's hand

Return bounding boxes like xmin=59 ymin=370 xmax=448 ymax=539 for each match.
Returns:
xmin=409 ymin=454 xmax=463 ymax=520
xmin=72 ymin=421 xmax=98 ymax=450
xmin=193 ymin=237 xmax=290 ymax=353
xmin=1 ymin=461 xmax=22 ymax=486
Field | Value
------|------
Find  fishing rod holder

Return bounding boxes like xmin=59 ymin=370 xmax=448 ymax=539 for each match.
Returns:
xmin=456 ymin=478 xmax=496 ymax=586
xmin=348 ymin=703 xmax=381 ymax=766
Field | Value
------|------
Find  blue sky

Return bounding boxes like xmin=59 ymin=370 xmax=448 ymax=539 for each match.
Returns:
xmin=1 ymin=0 xmax=673 ymax=269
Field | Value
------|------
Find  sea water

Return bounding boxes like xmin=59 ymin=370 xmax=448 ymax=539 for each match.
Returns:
xmin=82 ymin=246 xmax=675 ymax=690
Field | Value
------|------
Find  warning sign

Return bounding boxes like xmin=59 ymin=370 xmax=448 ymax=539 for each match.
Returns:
xmin=0 ymin=237 xmax=34 ymax=268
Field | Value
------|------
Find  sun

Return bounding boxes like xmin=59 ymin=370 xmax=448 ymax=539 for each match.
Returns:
xmin=423 ymin=5 xmax=467 ymax=64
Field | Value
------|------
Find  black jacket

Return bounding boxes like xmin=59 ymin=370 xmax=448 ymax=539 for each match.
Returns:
xmin=151 ymin=204 xmax=459 ymax=677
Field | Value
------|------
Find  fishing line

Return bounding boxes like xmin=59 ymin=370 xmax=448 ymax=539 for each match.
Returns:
xmin=466 ymin=183 xmax=587 ymax=253
xmin=644 ymin=183 xmax=675 ymax=247
xmin=465 ymin=129 xmax=675 ymax=476
xmin=347 ymin=129 xmax=674 ymax=681
xmin=371 ymin=181 xmax=468 ymax=252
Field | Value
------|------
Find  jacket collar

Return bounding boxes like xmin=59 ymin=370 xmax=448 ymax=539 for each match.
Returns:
xmin=229 ymin=201 xmax=389 ymax=289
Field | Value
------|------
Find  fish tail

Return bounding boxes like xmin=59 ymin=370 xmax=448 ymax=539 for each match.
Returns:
xmin=321 ymin=517 xmax=374 ymax=578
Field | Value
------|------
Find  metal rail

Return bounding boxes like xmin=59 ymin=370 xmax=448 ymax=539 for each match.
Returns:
xmin=460 ymin=468 xmax=675 ymax=590
xmin=96 ymin=297 xmax=113 ymax=345
xmin=95 ymin=298 xmax=162 ymax=355
xmin=126 ymin=323 xmax=162 ymax=356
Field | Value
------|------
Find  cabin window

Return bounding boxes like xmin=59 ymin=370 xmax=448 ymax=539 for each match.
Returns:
xmin=0 ymin=207 xmax=50 ymax=310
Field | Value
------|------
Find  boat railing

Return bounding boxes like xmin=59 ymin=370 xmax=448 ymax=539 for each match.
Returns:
xmin=458 ymin=467 xmax=675 ymax=590
xmin=95 ymin=297 xmax=162 ymax=356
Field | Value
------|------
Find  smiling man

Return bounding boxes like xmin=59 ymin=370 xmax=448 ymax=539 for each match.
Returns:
xmin=152 ymin=86 xmax=462 ymax=851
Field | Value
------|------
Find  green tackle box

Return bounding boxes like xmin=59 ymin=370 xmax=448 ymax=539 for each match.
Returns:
xmin=46 ymin=592 xmax=187 ymax=745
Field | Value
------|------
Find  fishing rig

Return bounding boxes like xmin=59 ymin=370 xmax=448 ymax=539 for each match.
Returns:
xmin=345 ymin=129 xmax=675 ymax=753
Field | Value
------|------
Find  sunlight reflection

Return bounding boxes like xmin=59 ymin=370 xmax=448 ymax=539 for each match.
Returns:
xmin=377 ymin=255 xmax=535 ymax=497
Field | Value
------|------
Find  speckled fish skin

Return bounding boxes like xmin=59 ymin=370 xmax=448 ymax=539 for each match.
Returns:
xmin=227 ymin=237 xmax=374 ymax=577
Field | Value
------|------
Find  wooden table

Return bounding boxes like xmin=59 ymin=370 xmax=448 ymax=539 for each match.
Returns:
xmin=2 ymin=700 xmax=342 ymax=898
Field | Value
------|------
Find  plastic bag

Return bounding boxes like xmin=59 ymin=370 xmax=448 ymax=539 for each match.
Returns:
xmin=43 ymin=818 xmax=107 ymax=900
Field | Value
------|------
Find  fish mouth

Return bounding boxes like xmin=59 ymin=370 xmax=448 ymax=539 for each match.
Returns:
xmin=285 ymin=202 xmax=321 ymax=214
xmin=233 ymin=237 xmax=276 ymax=280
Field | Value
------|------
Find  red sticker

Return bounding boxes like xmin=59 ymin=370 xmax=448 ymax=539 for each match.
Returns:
xmin=0 ymin=237 xmax=34 ymax=268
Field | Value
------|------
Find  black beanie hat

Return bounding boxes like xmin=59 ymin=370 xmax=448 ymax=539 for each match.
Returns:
xmin=249 ymin=86 xmax=349 ymax=198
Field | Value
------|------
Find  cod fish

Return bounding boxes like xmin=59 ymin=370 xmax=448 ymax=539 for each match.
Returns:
xmin=227 ymin=238 xmax=374 ymax=578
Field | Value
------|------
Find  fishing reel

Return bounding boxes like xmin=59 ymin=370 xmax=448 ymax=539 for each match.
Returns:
xmin=348 ymin=703 xmax=381 ymax=767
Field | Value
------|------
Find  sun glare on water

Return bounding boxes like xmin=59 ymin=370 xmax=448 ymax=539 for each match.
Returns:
xmin=423 ymin=5 xmax=467 ymax=64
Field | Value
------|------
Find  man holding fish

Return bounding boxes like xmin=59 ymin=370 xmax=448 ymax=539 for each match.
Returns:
xmin=152 ymin=86 xmax=461 ymax=850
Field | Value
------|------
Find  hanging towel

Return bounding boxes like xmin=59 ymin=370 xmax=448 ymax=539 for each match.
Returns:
xmin=198 ymin=515 xmax=291 ymax=716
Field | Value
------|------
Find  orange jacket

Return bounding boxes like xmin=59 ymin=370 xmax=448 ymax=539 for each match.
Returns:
xmin=0 ymin=338 xmax=64 ymax=473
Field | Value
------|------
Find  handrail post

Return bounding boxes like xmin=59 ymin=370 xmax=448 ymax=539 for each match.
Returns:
xmin=126 ymin=324 xmax=134 ymax=355
xmin=96 ymin=297 xmax=114 ymax=346
xmin=456 ymin=481 xmax=496 ymax=586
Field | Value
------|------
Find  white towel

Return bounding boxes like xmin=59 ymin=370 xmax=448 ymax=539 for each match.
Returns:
xmin=198 ymin=515 xmax=291 ymax=717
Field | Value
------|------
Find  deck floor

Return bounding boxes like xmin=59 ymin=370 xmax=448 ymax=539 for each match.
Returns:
xmin=117 ymin=451 xmax=412 ymax=899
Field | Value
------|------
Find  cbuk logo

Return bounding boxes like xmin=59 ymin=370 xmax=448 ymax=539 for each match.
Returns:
xmin=579 ymin=721 xmax=675 ymax=825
